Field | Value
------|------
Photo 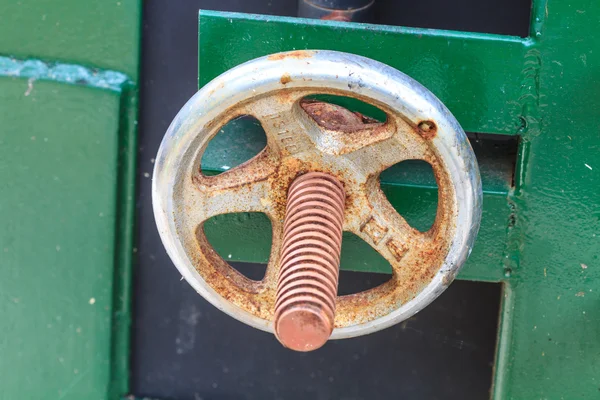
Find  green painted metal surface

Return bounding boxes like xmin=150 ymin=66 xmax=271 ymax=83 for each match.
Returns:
xmin=0 ymin=1 xmax=140 ymax=77
xmin=0 ymin=1 xmax=140 ymax=399
xmin=198 ymin=6 xmax=600 ymax=399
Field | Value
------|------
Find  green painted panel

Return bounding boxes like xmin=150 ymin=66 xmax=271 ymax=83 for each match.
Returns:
xmin=199 ymin=10 xmax=530 ymax=135
xmin=0 ymin=0 xmax=140 ymax=78
xmin=459 ymin=194 xmax=509 ymax=282
xmin=492 ymin=1 xmax=600 ymax=398
xmin=0 ymin=78 xmax=121 ymax=399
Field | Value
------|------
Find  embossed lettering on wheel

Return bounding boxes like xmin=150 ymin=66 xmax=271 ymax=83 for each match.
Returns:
xmin=153 ymin=50 xmax=482 ymax=339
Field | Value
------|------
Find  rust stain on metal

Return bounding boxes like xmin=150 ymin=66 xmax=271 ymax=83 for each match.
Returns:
xmin=299 ymin=99 xmax=393 ymax=155
xmin=180 ymin=93 xmax=457 ymax=331
xmin=280 ymin=73 xmax=292 ymax=85
xmin=301 ymin=100 xmax=381 ymax=132
xmin=267 ymin=50 xmax=315 ymax=61
xmin=442 ymin=270 xmax=456 ymax=286
xmin=333 ymin=152 xmax=456 ymax=328
xmin=194 ymin=149 xmax=278 ymax=190
xmin=321 ymin=10 xmax=351 ymax=22
xmin=417 ymin=120 xmax=437 ymax=139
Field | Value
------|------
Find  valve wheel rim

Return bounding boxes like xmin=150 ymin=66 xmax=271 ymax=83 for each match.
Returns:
xmin=152 ymin=50 xmax=482 ymax=339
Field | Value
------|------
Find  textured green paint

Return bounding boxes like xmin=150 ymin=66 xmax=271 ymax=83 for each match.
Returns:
xmin=0 ymin=78 xmax=118 ymax=399
xmin=493 ymin=1 xmax=600 ymax=398
xmin=0 ymin=0 xmax=140 ymax=78
xmin=0 ymin=1 xmax=140 ymax=399
xmin=199 ymin=7 xmax=600 ymax=398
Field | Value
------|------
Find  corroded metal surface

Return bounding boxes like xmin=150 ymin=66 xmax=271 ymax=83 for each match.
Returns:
xmin=275 ymin=172 xmax=345 ymax=351
xmin=153 ymin=50 xmax=482 ymax=339
xmin=298 ymin=0 xmax=375 ymax=22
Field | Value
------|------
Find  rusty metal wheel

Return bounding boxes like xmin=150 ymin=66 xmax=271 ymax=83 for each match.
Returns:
xmin=153 ymin=50 xmax=482 ymax=340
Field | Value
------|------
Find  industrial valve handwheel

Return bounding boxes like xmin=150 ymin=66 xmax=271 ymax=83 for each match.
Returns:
xmin=153 ymin=50 xmax=482 ymax=351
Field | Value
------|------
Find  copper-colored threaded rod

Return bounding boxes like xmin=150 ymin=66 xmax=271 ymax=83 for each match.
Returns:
xmin=274 ymin=172 xmax=345 ymax=352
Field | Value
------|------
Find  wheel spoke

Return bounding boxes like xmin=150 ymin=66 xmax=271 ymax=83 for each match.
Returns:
xmin=343 ymin=114 xmax=434 ymax=178
xmin=182 ymin=149 xmax=278 ymax=228
xmin=345 ymin=182 xmax=426 ymax=274
xmin=342 ymin=158 xmax=456 ymax=310
xmin=246 ymin=94 xmax=315 ymax=156
xmin=293 ymin=100 xmax=393 ymax=157
xmin=261 ymin=216 xmax=285 ymax=291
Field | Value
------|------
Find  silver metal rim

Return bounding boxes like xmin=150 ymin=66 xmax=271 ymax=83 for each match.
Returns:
xmin=153 ymin=50 xmax=482 ymax=339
